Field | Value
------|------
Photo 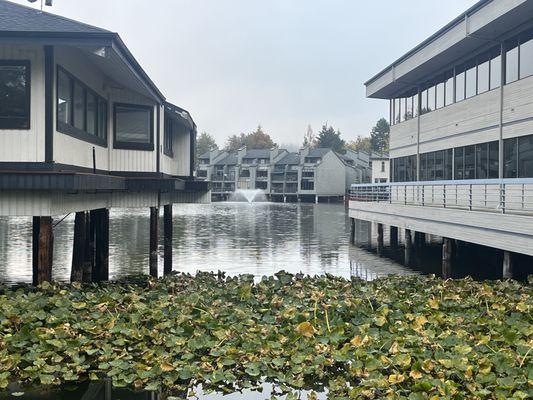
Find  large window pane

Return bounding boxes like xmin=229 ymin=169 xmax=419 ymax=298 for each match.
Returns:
xmin=504 ymin=138 xmax=518 ymax=178
xmin=420 ymin=89 xmax=428 ymax=115
xmin=444 ymin=71 xmax=454 ymax=106
xmin=454 ymin=147 xmax=464 ymax=180
xmin=477 ymin=55 xmax=489 ymax=94
xmin=519 ymin=30 xmax=533 ymax=79
xmin=399 ymin=157 xmax=406 ymax=182
xmin=465 ymin=62 xmax=477 ymax=98
xmin=489 ymin=141 xmax=499 ymax=178
xmin=518 ymin=134 xmax=533 ymax=177
xmin=436 ymin=81 xmax=445 ymax=109
xmin=506 ymin=39 xmax=519 ymax=84
xmin=490 ymin=52 xmax=501 ymax=90
xmin=427 ymin=152 xmax=435 ymax=181
xmin=57 ymin=69 xmax=72 ymax=125
xmin=73 ymin=81 xmax=85 ymax=131
xmin=114 ymin=104 xmax=153 ymax=149
xmin=464 ymin=145 xmax=475 ymax=179
xmin=435 ymin=150 xmax=444 ymax=180
xmin=420 ymin=153 xmax=427 ymax=181
xmin=413 ymin=93 xmax=419 ymax=117
xmin=427 ymin=85 xmax=435 ymax=112
xmin=98 ymin=98 xmax=107 ymax=140
xmin=455 ymin=69 xmax=465 ymax=102
xmin=0 ymin=63 xmax=30 ymax=129
xmin=445 ymin=149 xmax=453 ymax=180
xmin=86 ymin=91 xmax=96 ymax=135
xmin=475 ymin=142 xmax=488 ymax=179
xmin=394 ymin=98 xmax=401 ymax=124
xmin=405 ymin=96 xmax=413 ymax=120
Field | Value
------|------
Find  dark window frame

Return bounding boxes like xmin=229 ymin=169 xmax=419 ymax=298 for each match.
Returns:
xmin=56 ymin=65 xmax=107 ymax=147
xmin=0 ymin=60 xmax=31 ymax=130
xmin=113 ymin=102 xmax=154 ymax=151
xmin=163 ymin=116 xmax=174 ymax=158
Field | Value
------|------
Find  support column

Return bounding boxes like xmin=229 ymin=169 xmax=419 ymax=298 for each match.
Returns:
xmin=149 ymin=206 xmax=159 ymax=277
xmin=349 ymin=218 xmax=356 ymax=245
xmin=377 ymin=223 xmax=384 ymax=256
xmin=503 ymin=251 xmax=513 ymax=279
xmin=71 ymin=211 xmax=86 ymax=282
xmin=82 ymin=212 xmax=95 ymax=282
xmin=163 ymin=204 xmax=173 ymax=276
xmin=315 ymin=195 xmax=319 ymax=204
xmin=94 ymin=208 xmax=109 ymax=282
xmin=390 ymin=226 xmax=399 ymax=251
xmin=32 ymin=217 xmax=40 ymax=286
xmin=442 ymin=237 xmax=453 ymax=279
xmin=34 ymin=217 xmax=53 ymax=285
xmin=404 ymin=229 xmax=412 ymax=267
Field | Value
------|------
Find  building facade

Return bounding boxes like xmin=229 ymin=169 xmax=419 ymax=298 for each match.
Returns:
xmin=198 ymin=147 xmax=370 ymax=202
xmin=370 ymin=154 xmax=390 ymax=183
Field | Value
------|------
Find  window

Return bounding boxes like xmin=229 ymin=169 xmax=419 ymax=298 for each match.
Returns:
xmin=489 ymin=141 xmax=499 ymax=178
xmin=519 ymin=30 xmax=533 ymax=79
xmin=445 ymin=149 xmax=453 ymax=180
xmin=504 ymin=138 xmax=517 ymax=178
xmin=489 ymin=49 xmax=501 ymax=90
xmin=427 ymin=152 xmax=435 ymax=181
xmin=455 ymin=68 xmax=465 ymax=102
xmin=464 ymin=145 xmax=475 ymax=179
xmin=465 ymin=61 xmax=477 ymax=99
xmin=113 ymin=103 xmax=153 ymax=150
xmin=0 ymin=61 xmax=30 ymax=129
xmin=164 ymin=117 xmax=174 ymax=157
xmin=381 ymin=161 xmax=385 ymax=172
xmin=477 ymin=54 xmax=489 ymax=94
xmin=419 ymin=153 xmax=427 ymax=181
xmin=394 ymin=98 xmax=401 ymax=124
xmin=427 ymin=85 xmax=435 ymax=112
xmin=518 ymin=134 xmax=533 ymax=178
xmin=506 ymin=39 xmax=519 ymax=84
xmin=475 ymin=142 xmax=488 ymax=179
xmin=454 ymin=147 xmax=464 ymax=180
xmin=420 ymin=89 xmax=428 ymax=115
xmin=57 ymin=67 xmax=107 ymax=145
xmin=405 ymin=96 xmax=413 ymax=120
xmin=444 ymin=71 xmax=454 ymax=106
xmin=436 ymin=80 xmax=445 ymax=109
xmin=301 ymin=180 xmax=314 ymax=190
xmin=434 ymin=150 xmax=444 ymax=180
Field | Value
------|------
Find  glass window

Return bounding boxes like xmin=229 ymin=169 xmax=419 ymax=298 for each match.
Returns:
xmin=475 ymin=143 xmax=488 ymax=179
xmin=114 ymin=104 xmax=153 ymax=150
xmin=506 ymin=39 xmax=519 ymax=84
xmin=57 ymin=69 xmax=72 ymax=125
xmin=435 ymin=150 xmax=444 ymax=180
xmin=420 ymin=89 xmax=428 ymax=115
xmin=454 ymin=147 xmax=464 ymax=180
xmin=0 ymin=62 xmax=30 ymax=130
xmin=164 ymin=117 xmax=174 ymax=156
xmin=519 ymin=30 xmax=533 ymax=79
xmin=490 ymin=50 xmax=501 ymax=90
xmin=477 ymin=55 xmax=490 ymax=94
xmin=73 ymin=81 xmax=85 ymax=131
xmin=394 ymin=98 xmax=401 ymax=124
xmin=420 ymin=153 xmax=427 ymax=181
xmin=518 ymin=134 xmax=533 ymax=178
xmin=86 ymin=91 xmax=96 ymax=136
xmin=427 ymin=85 xmax=435 ymax=112
xmin=464 ymin=145 xmax=475 ymax=179
xmin=445 ymin=149 xmax=453 ymax=180
xmin=398 ymin=157 xmax=406 ymax=182
xmin=465 ymin=62 xmax=477 ymax=98
xmin=489 ymin=141 xmax=499 ymax=178
xmin=98 ymin=98 xmax=107 ymax=140
xmin=405 ymin=96 xmax=413 ymax=120
xmin=444 ymin=71 xmax=454 ymax=106
xmin=436 ymin=80 xmax=445 ymax=109
xmin=455 ymin=68 xmax=465 ymax=102
xmin=413 ymin=93 xmax=419 ymax=117
xmin=427 ymin=152 xmax=435 ymax=181
xmin=504 ymin=138 xmax=517 ymax=178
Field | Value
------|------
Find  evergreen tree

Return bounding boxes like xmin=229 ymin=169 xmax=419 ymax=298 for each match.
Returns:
xmin=370 ymin=118 xmax=390 ymax=154
xmin=196 ymin=132 xmax=218 ymax=160
xmin=315 ymin=124 xmax=345 ymax=153
xmin=303 ymin=125 xmax=315 ymax=148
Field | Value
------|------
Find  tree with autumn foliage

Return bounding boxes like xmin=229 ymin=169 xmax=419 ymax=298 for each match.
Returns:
xmin=225 ymin=125 xmax=277 ymax=151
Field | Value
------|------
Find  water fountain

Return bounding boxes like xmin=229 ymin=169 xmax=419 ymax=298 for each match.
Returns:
xmin=228 ymin=189 xmax=268 ymax=203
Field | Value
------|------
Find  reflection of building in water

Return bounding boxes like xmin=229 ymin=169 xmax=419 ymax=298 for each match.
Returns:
xmin=348 ymin=246 xmax=417 ymax=281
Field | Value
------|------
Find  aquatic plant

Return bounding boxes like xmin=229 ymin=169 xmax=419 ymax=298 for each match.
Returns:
xmin=0 ymin=272 xmax=531 ymax=399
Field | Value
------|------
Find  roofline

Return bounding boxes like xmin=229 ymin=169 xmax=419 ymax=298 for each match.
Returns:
xmin=364 ymin=0 xmax=493 ymax=87
xmin=164 ymin=101 xmax=196 ymax=130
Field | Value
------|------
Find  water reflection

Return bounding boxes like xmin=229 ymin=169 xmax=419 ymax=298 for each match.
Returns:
xmin=0 ymin=203 xmax=416 ymax=284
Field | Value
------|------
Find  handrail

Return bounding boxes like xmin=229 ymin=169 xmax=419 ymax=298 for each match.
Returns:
xmin=351 ymin=178 xmax=533 ymax=188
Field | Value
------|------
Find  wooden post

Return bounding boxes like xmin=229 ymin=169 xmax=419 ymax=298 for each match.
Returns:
xmin=503 ymin=251 xmax=513 ymax=279
xmin=70 ymin=211 xmax=86 ymax=282
xmin=163 ymin=204 xmax=173 ymax=276
xmin=405 ymin=229 xmax=412 ymax=267
xmin=390 ymin=226 xmax=399 ymax=251
xmin=32 ymin=216 xmax=40 ymax=286
xmin=35 ymin=217 xmax=53 ymax=285
xmin=349 ymin=218 xmax=356 ymax=245
xmin=442 ymin=237 xmax=453 ymax=279
xmin=94 ymin=208 xmax=109 ymax=282
xmin=377 ymin=223 xmax=384 ymax=256
xmin=82 ymin=212 xmax=94 ymax=282
xmin=149 ymin=206 xmax=159 ymax=277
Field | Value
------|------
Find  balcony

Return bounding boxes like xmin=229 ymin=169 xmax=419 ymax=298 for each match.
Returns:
xmin=271 ymin=173 xmax=285 ymax=182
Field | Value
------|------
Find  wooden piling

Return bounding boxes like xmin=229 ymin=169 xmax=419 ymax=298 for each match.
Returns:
xmin=390 ymin=226 xmax=398 ymax=251
xmin=442 ymin=237 xmax=453 ymax=279
xmin=94 ymin=208 xmax=109 ymax=282
xmin=149 ymin=206 xmax=159 ymax=277
xmin=32 ymin=216 xmax=40 ymax=286
xmin=377 ymin=223 xmax=384 ymax=256
xmin=349 ymin=218 xmax=356 ymax=245
xmin=35 ymin=216 xmax=53 ymax=285
xmin=82 ymin=212 xmax=94 ymax=282
xmin=163 ymin=204 xmax=173 ymax=276
xmin=71 ymin=211 xmax=86 ymax=282
xmin=404 ymin=229 xmax=412 ymax=267
xmin=503 ymin=251 xmax=513 ymax=279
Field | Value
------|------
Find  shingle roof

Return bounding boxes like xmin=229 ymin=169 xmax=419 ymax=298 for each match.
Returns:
xmin=276 ymin=152 xmax=300 ymax=165
xmin=307 ymin=148 xmax=331 ymax=158
xmin=199 ymin=151 xmax=211 ymax=159
xmin=0 ymin=0 xmax=111 ymax=33
xmin=244 ymin=149 xmax=271 ymax=159
xmin=215 ymin=153 xmax=237 ymax=165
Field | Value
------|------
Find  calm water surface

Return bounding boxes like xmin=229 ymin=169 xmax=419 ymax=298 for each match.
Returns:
xmin=0 ymin=202 xmax=415 ymax=284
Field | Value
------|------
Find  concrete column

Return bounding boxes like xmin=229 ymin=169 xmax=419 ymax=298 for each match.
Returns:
xmin=349 ymin=218 xmax=356 ymax=245
xmin=82 ymin=211 xmax=95 ymax=282
xmin=34 ymin=217 xmax=53 ymax=285
xmin=315 ymin=195 xmax=319 ymax=204
xmin=149 ymin=206 xmax=159 ymax=277
xmin=442 ymin=237 xmax=453 ymax=279
xmin=404 ymin=229 xmax=412 ymax=267
xmin=390 ymin=226 xmax=399 ymax=251
xmin=70 ymin=211 xmax=86 ymax=282
xmin=377 ymin=223 xmax=384 ymax=256
xmin=503 ymin=251 xmax=513 ymax=279
xmin=163 ymin=204 xmax=173 ymax=276
xmin=94 ymin=208 xmax=109 ymax=282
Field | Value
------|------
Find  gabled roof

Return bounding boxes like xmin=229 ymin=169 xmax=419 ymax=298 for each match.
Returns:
xmin=215 ymin=153 xmax=237 ymax=166
xmin=243 ymin=149 xmax=271 ymax=159
xmin=276 ymin=152 xmax=300 ymax=165
xmin=0 ymin=0 xmax=110 ymax=33
xmin=164 ymin=102 xmax=195 ymax=131
xmin=199 ymin=151 xmax=211 ymax=160
xmin=307 ymin=148 xmax=331 ymax=158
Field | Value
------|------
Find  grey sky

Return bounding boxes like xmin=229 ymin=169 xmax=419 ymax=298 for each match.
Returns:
xmin=16 ymin=0 xmax=476 ymax=148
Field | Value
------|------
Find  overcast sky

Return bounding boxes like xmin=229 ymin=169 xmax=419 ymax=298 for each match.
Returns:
xmin=16 ymin=0 xmax=476 ymax=148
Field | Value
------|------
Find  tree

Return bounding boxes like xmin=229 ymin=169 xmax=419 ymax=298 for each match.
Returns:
xmin=370 ymin=118 xmax=390 ymax=154
xmin=315 ymin=124 xmax=345 ymax=153
xmin=196 ymin=132 xmax=218 ymax=160
xmin=346 ymin=135 xmax=372 ymax=153
xmin=303 ymin=125 xmax=315 ymax=148
xmin=225 ymin=125 xmax=277 ymax=151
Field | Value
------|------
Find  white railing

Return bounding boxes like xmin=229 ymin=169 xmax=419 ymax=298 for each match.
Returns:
xmin=350 ymin=178 xmax=533 ymax=215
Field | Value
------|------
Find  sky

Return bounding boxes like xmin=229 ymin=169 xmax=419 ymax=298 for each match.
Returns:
xmin=15 ymin=0 xmax=477 ymax=149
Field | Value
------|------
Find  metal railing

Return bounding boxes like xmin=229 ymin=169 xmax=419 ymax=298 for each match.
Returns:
xmin=350 ymin=178 xmax=533 ymax=215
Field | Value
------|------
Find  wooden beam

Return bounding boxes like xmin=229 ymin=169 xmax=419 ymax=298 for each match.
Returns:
xmin=32 ymin=216 xmax=40 ymax=286
xmin=149 ymin=207 xmax=159 ymax=277
xmin=71 ymin=211 xmax=86 ymax=282
xmin=94 ymin=208 xmax=109 ymax=282
xmin=36 ymin=217 xmax=53 ymax=285
xmin=163 ymin=204 xmax=173 ymax=276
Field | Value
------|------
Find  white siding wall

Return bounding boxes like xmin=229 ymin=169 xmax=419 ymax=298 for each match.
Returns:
xmin=315 ymin=152 xmax=345 ymax=195
xmin=0 ymin=44 xmax=45 ymax=162
xmin=175 ymin=130 xmax=191 ymax=176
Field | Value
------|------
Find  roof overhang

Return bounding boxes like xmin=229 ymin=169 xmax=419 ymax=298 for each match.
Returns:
xmin=365 ymin=0 xmax=533 ymax=99
xmin=164 ymin=101 xmax=195 ymax=131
